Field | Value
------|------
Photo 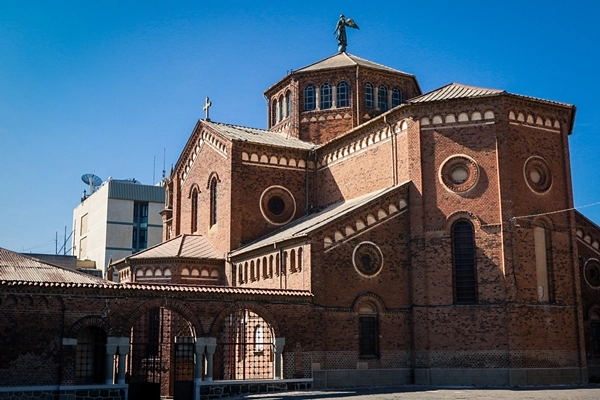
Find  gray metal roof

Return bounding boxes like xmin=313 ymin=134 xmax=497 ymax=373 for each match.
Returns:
xmin=0 ymin=248 xmax=112 ymax=285
xmin=107 ymin=180 xmax=165 ymax=203
xmin=204 ymin=120 xmax=314 ymax=150
xmin=408 ymin=82 xmax=573 ymax=108
xmin=296 ymin=53 xmax=412 ymax=75
xmin=408 ymin=83 xmax=505 ymax=103
xmin=231 ymin=183 xmax=408 ymax=257
xmin=126 ymin=234 xmax=223 ymax=260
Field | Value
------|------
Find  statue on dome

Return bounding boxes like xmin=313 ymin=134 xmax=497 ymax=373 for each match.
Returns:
xmin=334 ymin=14 xmax=359 ymax=53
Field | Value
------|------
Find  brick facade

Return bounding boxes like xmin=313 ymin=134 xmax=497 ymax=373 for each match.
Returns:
xmin=2 ymin=51 xmax=598 ymax=397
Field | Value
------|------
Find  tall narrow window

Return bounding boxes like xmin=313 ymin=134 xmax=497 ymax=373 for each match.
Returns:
xmin=75 ymin=327 xmax=106 ymax=384
xmin=452 ymin=220 xmax=477 ymax=304
xmin=304 ymin=85 xmax=316 ymax=111
xmin=337 ymin=81 xmax=349 ymax=107
xmin=378 ymin=85 xmax=388 ymax=111
xmin=364 ymin=83 xmax=374 ymax=108
xmin=272 ymin=99 xmax=278 ymax=125
xmin=358 ymin=302 xmax=378 ymax=358
xmin=191 ymin=189 xmax=198 ymax=233
xmin=534 ymin=225 xmax=552 ymax=302
xmin=320 ymin=83 xmax=332 ymax=109
xmin=278 ymin=95 xmax=284 ymax=122
xmin=392 ymin=88 xmax=402 ymax=107
xmin=210 ymin=178 xmax=218 ymax=227
xmin=285 ymin=91 xmax=291 ymax=117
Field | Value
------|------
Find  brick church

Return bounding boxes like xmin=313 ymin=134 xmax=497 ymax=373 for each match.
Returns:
xmin=3 ymin=41 xmax=600 ymax=399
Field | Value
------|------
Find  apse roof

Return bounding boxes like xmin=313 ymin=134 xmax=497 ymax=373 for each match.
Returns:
xmin=125 ymin=234 xmax=223 ymax=260
xmin=408 ymin=82 xmax=573 ymax=108
xmin=203 ymin=120 xmax=314 ymax=150
xmin=0 ymin=247 xmax=112 ymax=285
xmin=230 ymin=183 xmax=409 ymax=256
xmin=408 ymin=83 xmax=505 ymax=103
xmin=296 ymin=52 xmax=412 ymax=75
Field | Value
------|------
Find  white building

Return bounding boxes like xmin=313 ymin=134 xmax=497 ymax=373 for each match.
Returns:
xmin=72 ymin=179 xmax=165 ymax=277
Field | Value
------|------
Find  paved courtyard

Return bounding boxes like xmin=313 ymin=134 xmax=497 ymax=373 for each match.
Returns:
xmin=231 ymin=385 xmax=600 ymax=400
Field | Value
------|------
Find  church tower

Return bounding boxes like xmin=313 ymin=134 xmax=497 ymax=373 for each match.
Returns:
xmin=264 ymin=53 xmax=421 ymax=144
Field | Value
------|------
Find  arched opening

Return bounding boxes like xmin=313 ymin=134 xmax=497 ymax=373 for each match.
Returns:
xmin=452 ymin=219 xmax=477 ymax=304
xmin=364 ymin=83 xmax=374 ymax=108
xmin=378 ymin=85 xmax=388 ymax=111
xmin=76 ymin=326 xmax=107 ymax=384
xmin=320 ymin=83 xmax=332 ymax=109
xmin=337 ymin=81 xmax=349 ymax=107
xmin=127 ymin=307 xmax=195 ymax=399
xmin=214 ymin=309 xmax=275 ymax=380
xmin=358 ymin=302 xmax=378 ymax=358
xmin=210 ymin=177 xmax=218 ymax=227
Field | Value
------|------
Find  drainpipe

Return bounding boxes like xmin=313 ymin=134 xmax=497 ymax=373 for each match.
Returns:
xmin=355 ymin=66 xmax=360 ymax=128
xmin=384 ymin=115 xmax=397 ymax=186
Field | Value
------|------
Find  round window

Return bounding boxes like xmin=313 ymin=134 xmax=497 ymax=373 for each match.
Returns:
xmin=584 ymin=259 xmax=600 ymax=289
xmin=440 ymin=155 xmax=480 ymax=193
xmin=260 ymin=186 xmax=296 ymax=225
xmin=523 ymin=156 xmax=552 ymax=194
xmin=268 ymin=196 xmax=285 ymax=215
xmin=352 ymin=242 xmax=384 ymax=277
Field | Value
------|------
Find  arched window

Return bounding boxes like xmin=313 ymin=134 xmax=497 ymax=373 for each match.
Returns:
xmin=269 ymin=255 xmax=274 ymax=277
xmin=210 ymin=177 xmax=218 ymax=227
xmin=392 ymin=88 xmax=402 ymax=107
xmin=297 ymin=248 xmax=303 ymax=272
xmin=534 ymin=224 xmax=553 ymax=302
xmin=320 ymin=83 xmax=332 ymax=109
xmin=304 ymin=85 xmax=316 ymax=111
xmin=290 ymin=249 xmax=296 ymax=272
xmin=364 ymin=83 xmax=374 ymax=108
xmin=272 ymin=99 xmax=278 ymax=125
xmin=378 ymin=85 xmax=388 ymax=111
xmin=358 ymin=302 xmax=378 ymax=358
xmin=278 ymin=95 xmax=284 ymax=122
xmin=285 ymin=91 xmax=291 ymax=117
xmin=337 ymin=81 xmax=349 ymax=107
xmin=75 ymin=326 xmax=106 ymax=384
xmin=191 ymin=189 xmax=199 ymax=233
xmin=452 ymin=220 xmax=477 ymax=304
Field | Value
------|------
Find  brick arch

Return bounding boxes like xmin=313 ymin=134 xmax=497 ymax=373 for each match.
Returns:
xmin=206 ymin=171 xmax=221 ymax=189
xmin=67 ymin=315 xmax=111 ymax=339
xmin=118 ymin=298 xmax=202 ymax=337
xmin=351 ymin=292 xmax=387 ymax=313
xmin=209 ymin=302 xmax=280 ymax=338
xmin=444 ymin=210 xmax=481 ymax=232
xmin=187 ymin=183 xmax=201 ymax=199
xmin=529 ymin=214 xmax=557 ymax=231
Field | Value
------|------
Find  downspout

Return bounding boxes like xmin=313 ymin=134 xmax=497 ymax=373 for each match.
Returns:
xmin=384 ymin=115 xmax=397 ymax=186
xmin=355 ymin=65 xmax=360 ymax=128
xmin=305 ymin=148 xmax=314 ymax=215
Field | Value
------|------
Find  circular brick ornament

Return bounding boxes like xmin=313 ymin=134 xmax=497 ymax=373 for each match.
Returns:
xmin=352 ymin=241 xmax=384 ymax=277
xmin=524 ymin=156 xmax=552 ymax=194
xmin=584 ymin=259 xmax=600 ymax=289
xmin=440 ymin=155 xmax=480 ymax=193
xmin=259 ymin=186 xmax=296 ymax=225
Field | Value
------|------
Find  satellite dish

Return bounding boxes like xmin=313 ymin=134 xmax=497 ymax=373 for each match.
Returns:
xmin=81 ymin=174 xmax=102 ymax=196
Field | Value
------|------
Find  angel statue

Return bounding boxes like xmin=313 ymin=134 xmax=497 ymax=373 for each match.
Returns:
xmin=334 ymin=14 xmax=359 ymax=53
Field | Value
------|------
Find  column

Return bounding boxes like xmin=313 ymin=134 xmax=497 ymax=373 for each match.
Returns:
xmin=117 ymin=337 xmax=130 ymax=384
xmin=315 ymin=87 xmax=321 ymax=110
xmin=274 ymin=337 xmax=285 ymax=379
xmin=106 ymin=337 xmax=119 ymax=385
xmin=332 ymin=85 xmax=337 ymax=109
xmin=205 ymin=337 xmax=217 ymax=382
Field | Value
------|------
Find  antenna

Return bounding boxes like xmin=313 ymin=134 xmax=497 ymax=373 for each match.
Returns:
xmin=162 ymin=148 xmax=166 ymax=180
xmin=153 ymin=155 xmax=156 ymax=185
xmin=81 ymin=173 xmax=102 ymax=198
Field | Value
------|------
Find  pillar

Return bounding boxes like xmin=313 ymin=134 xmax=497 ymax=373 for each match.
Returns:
xmin=274 ymin=337 xmax=285 ymax=379
xmin=205 ymin=337 xmax=217 ymax=382
xmin=117 ymin=337 xmax=130 ymax=385
xmin=105 ymin=337 xmax=119 ymax=385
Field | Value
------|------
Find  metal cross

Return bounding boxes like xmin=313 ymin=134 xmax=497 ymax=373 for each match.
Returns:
xmin=203 ymin=96 xmax=212 ymax=121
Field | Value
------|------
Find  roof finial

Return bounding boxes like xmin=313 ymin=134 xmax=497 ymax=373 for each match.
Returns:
xmin=203 ymin=96 xmax=212 ymax=121
xmin=334 ymin=14 xmax=359 ymax=53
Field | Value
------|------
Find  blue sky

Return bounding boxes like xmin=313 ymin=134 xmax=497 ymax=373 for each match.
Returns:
xmin=1 ymin=1 xmax=599 ymax=254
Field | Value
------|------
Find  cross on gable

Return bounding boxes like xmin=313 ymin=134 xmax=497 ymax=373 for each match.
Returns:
xmin=203 ymin=96 xmax=212 ymax=121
